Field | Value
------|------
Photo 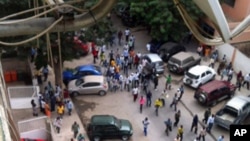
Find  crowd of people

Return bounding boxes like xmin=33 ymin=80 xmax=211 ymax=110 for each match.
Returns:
xmin=29 ymin=27 xmax=250 ymax=141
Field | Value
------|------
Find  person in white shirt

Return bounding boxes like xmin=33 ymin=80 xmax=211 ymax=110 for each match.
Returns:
xmin=206 ymin=114 xmax=215 ymax=133
xmin=132 ymin=87 xmax=139 ymax=102
xmin=146 ymin=43 xmax=151 ymax=51
xmin=124 ymin=28 xmax=130 ymax=42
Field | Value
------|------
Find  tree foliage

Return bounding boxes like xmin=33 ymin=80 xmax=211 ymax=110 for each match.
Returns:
xmin=119 ymin=0 xmax=203 ymax=42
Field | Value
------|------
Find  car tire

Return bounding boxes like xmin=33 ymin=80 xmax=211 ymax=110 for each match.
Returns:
xmin=98 ymin=90 xmax=106 ymax=96
xmin=72 ymin=91 xmax=79 ymax=97
xmin=93 ymin=136 xmax=100 ymax=141
xmin=198 ymin=94 xmax=206 ymax=104
xmin=210 ymin=100 xmax=217 ymax=106
xmin=121 ymin=135 xmax=129 ymax=141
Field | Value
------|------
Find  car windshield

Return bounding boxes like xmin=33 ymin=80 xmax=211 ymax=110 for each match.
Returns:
xmin=113 ymin=116 xmax=121 ymax=128
xmin=75 ymin=78 xmax=84 ymax=86
xmin=155 ymin=61 xmax=164 ymax=67
xmin=72 ymin=67 xmax=80 ymax=75
xmin=223 ymin=106 xmax=238 ymax=117
xmin=186 ymin=72 xmax=199 ymax=79
xmin=169 ymin=58 xmax=181 ymax=65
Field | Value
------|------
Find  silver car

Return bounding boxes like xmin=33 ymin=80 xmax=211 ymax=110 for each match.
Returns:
xmin=68 ymin=75 xmax=108 ymax=96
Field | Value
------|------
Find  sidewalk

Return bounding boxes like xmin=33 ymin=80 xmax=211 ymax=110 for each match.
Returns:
xmin=29 ymin=62 xmax=89 ymax=141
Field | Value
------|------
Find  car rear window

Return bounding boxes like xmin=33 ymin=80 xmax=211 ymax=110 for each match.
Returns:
xmin=169 ymin=58 xmax=181 ymax=65
xmin=186 ymin=72 xmax=199 ymax=79
xmin=93 ymin=66 xmax=102 ymax=73
xmin=221 ymin=106 xmax=238 ymax=117
xmin=155 ymin=61 xmax=164 ymax=67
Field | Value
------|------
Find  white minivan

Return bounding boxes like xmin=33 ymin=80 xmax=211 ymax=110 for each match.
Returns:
xmin=183 ymin=65 xmax=216 ymax=88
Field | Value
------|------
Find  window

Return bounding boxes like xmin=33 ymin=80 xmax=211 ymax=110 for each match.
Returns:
xmin=201 ymin=73 xmax=206 ymax=78
xmin=223 ymin=0 xmax=236 ymax=7
xmin=82 ymin=82 xmax=99 ymax=87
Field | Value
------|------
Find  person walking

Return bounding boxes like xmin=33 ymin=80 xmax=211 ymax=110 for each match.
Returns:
xmin=174 ymin=110 xmax=181 ymax=127
xmin=139 ymin=96 xmax=146 ymax=113
xmin=242 ymin=73 xmax=250 ymax=90
xmin=227 ymin=68 xmax=234 ymax=82
xmin=160 ymin=89 xmax=168 ymax=107
xmin=42 ymin=65 xmax=49 ymax=82
xmin=178 ymin=85 xmax=184 ymax=101
xmin=132 ymin=87 xmax=139 ymax=102
xmin=177 ymin=125 xmax=184 ymax=141
xmin=153 ymin=74 xmax=159 ymax=91
xmin=164 ymin=118 xmax=172 ymax=135
xmin=191 ymin=114 xmax=199 ymax=134
xmin=77 ymin=133 xmax=85 ymax=141
xmin=53 ymin=117 xmax=62 ymax=133
xmin=57 ymin=103 xmax=65 ymax=119
xmin=165 ymin=74 xmax=172 ymax=90
xmin=142 ymin=117 xmax=150 ymax=136
xmin=146 ymin=90 xmax=152 ymax=107
xmin=31 ymin=99 xmax=38 ymax=116
xmin=118 ymin=30 xmax=123 ymax=46
xmin=170 ymin=93 xmax=178 ymax=111
xmin=206 ymin=114 xmax=215 ymax=133
xmin=202 ymin=108 xmax=211 ymax=124
xmin=154 ymin=98 xmax=162 ymax=116
xmin=217 ymin=135 xmax=224 ymax=141
xmin=124 ymin=28 xmax=130 ymax=42
xmin=72 ymin=121 xmax=80 ymax=138
xmin=66 ymin=100 xmax=73 ymax=116
xmin=199 ymin=126 xmax=206 ymax=141
xmin=45 ymin=102 xmax=51 ymax=117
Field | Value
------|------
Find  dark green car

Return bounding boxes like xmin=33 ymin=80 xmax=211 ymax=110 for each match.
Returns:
xmin=87 ymin=115 xmax=133 ymax=141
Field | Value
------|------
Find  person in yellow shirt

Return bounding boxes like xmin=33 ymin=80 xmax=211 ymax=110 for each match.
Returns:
xmin=57 ymin=103 xmax=64 ymax=118
xmin=154 ymin=98 xmax=162 ymax=116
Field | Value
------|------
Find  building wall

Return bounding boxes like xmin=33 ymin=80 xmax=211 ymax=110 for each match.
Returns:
xmin=221 ymin=0 xmax=250 ymax=21
xmin=217 ymin=43 xmax=250 ymax=75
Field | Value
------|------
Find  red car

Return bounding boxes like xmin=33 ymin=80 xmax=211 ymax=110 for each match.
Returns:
xmin=73 ymin=36 xmax=89 ymax=56
xmin=194 ymin=80 xmax=236 ymax=106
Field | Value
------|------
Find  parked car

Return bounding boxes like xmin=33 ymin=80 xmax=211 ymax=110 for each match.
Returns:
xmin=68 ymin=75 xmax=108 ymax=96
xmin=87 ymin=115 xmax=133 ymax=141
xmin=167 ymin=52 xmax=201 ymax=74
xmin=142 ymin=53 xmax=165 ymax=74
xmin=183 ymin=65 xmax=216 ymax=88
xmin=194 ymin=80 xmax=236 ymax=106
xmin=158 ymin=42 xmax=186 ymax=62
xmin=63 ymin=65 xmax=102 ymax=85
xmin=215 ymin=95 xmax=250 ymax=130
xmin=73 ymin=36 xmax=89 ymax=56
xmin=147 ymin=39 xmax=166 ymax=53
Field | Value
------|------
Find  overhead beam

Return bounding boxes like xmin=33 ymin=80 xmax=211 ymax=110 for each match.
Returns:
xmin=0 ymin=0 xmax=117 ymax=37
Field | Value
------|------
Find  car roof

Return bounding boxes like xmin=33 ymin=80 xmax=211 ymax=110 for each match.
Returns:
xmin=145 ymin=53 xmax=163 ymax=62
xmin=171 ymin=52 xmax=194 ymax=61
xmin=91 ymin=115 xmax=116 ymax=125
xmin=199 ymin=80 xmax=227 ymax=93
xmin=77 ymin=65 xmax=101 ymax=72
xmin=188 ymin=65 xmax=211 ymax=75
xmin=161 ymin=42 xmax=185 ymax=50
xmin=83 ymin=75 xmax=104 ymax=83
xmin=226 ymin=96 xmax=250 ymax=110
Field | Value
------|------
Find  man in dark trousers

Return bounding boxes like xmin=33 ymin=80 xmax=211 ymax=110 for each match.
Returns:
xmin=153 ymin=74 xmax=159 ymax=91
xmin=174 ymin=110 xmax=181 ymax=127
xmin=146 ymin=90 xmax=152 ymax=107
xmin=190 ymin=114 xmax=199 ymax=134
xmin=202 ymin=108 xmax=211 ymax=124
